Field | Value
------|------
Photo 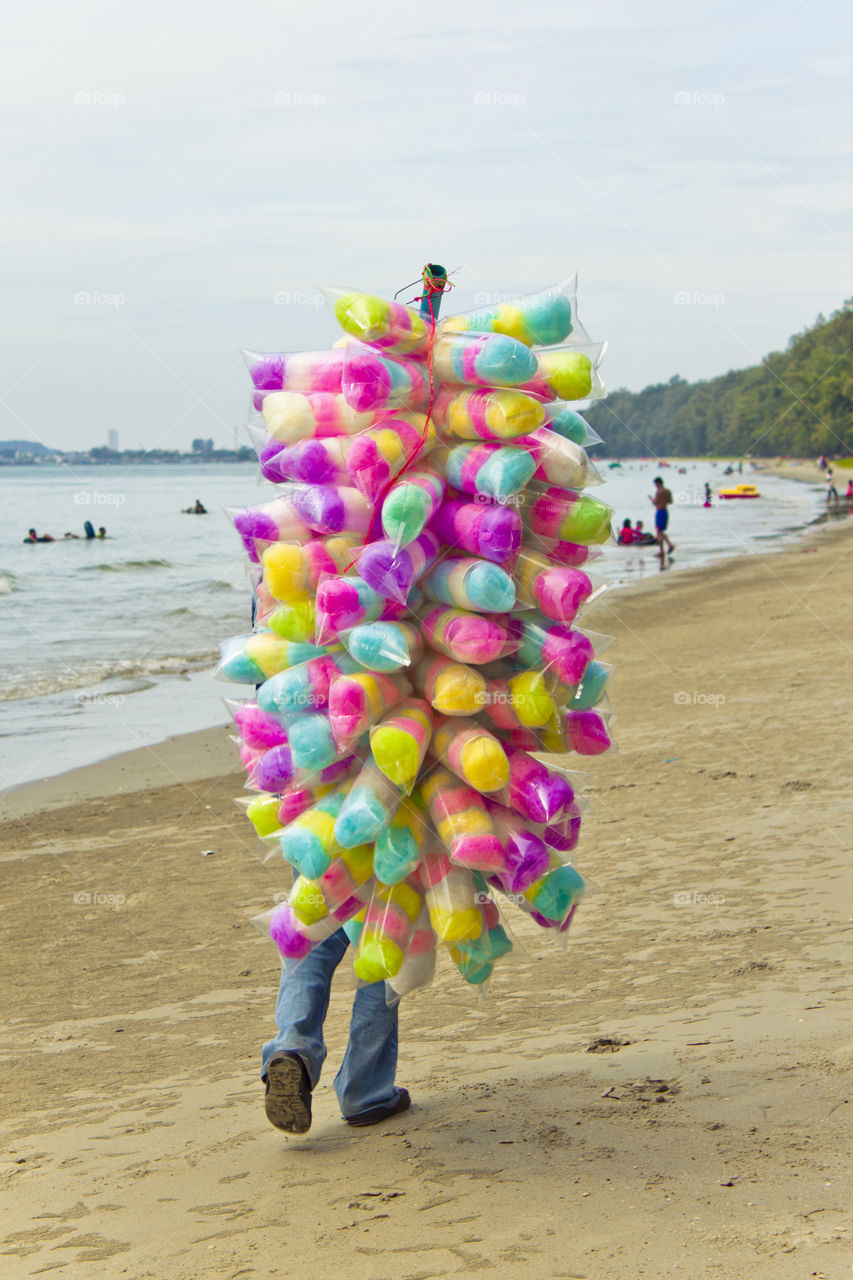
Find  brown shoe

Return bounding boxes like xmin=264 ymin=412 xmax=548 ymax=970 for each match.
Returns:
xmin=264 ymin=1052 xmax=312 ymax=1134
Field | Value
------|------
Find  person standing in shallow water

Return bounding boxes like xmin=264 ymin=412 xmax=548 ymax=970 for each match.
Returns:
xmin=650 ymin=477 xmax=675 ymax=556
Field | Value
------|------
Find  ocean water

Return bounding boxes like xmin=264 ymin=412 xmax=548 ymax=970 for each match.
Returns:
xmin=0 ymin=459 xmax=829 ymax=789
xmin=1 ymin=462 xmax=273 ymax=791
xmin=591 ymin=460 xmax=825 ymax=583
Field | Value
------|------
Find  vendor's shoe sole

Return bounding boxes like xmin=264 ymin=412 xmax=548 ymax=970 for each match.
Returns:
xmin=345 ymin=1088 xmax=411 ymax=1128
xmin=264 ymin=1053 xmax=312 ymax=1135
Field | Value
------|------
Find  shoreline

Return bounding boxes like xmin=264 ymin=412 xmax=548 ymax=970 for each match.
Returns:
xmin=1 ymin=519 xmax=852 ymax=1278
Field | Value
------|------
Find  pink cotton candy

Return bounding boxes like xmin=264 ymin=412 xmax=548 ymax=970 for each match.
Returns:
xmin=234 ymin=704 xmax=288 ymax=750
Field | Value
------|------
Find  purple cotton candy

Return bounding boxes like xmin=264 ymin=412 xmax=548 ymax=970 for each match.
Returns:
xmin=258 ymin=439 xmax=292 ymax=484
xmin=250 ymin=355 xmax=285 ymax=390
xmin=525 ymin=773 xmax=573 ymax=823
xmin=269 ymin=904 xmax=313 ymax=960
xmin=502 ymin=831 xmax=551 ymax=892
xmin=251 ymin=744 xmax=294 ymax=792
xmin=359 ymin=541 xmax=415 ymax=602
xmin=291 ymin=485 xmax=345 ymax=533
xmin=321 ymin=755 xmax=359 ymax=786
xmin=233 ymin=510 xmax=280 ymax=560
xmin=358 ymin=529 xmax=439 ymax=605
xmin=559 ymin=902 xmax=579 ymax=933
xmin=287 ymin=440 xmax=339 ymax=485
xmin=543 ymin=803 xmax=582 ymax=852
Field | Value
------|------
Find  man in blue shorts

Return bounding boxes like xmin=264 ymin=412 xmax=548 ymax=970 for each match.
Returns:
xmin=651 ymin=477 xmax=675 ymax=555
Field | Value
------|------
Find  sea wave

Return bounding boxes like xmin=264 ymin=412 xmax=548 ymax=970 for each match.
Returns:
xmin=83 ymin=558 xmax=173 ymax=572
xmin=198 ymin=578 xmax=243 ymax=592
xmin=0 ymin=572 xmax=18 ymax=595
xmin=0 ymin=652 xmax=218 ymax=702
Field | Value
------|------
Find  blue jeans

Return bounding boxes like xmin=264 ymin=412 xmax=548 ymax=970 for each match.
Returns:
xmin=261 ymin=929 xmax=401 ymax=1119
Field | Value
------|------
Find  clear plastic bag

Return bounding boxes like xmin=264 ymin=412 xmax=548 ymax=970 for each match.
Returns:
xmin=419 ymin=851 xmax=483 ymax=943
xmin=353 ymin=878 xmax=424 ymax=982
xmin=419 ymin=765 xmax=505 ymax=871
xmin=342 ymin=343 xmax=429 ymax=414
xmin=244 ymin=347 xmax=346 ymax=395
xmin=429 ymin=498 xmax=522 ymax=564
xmin=520 ymin=341 xmax=607 ymax=404
xmin=438 ymin=274 xmax=583 ymax=349
xmin=431 ymin=716 xmax=509 ymax=795
xmin=338 ymin=619 xmax=424 ymax=672
xmin=256 ymin=651 xmax=361 ymax=723
xmin=373 ymin=792 xmax=434 ymax=884
xmin=369 ymin=698 xmax=433 ymax=793
xmin=214 ymin=633 xmax=328 ymax=684
xmin=419 ymin=605 xmax=523 ymax=665
xmin=257 ymin=390 xmax=374 ymax=443
xmin=487 ymin=747 xmax=576 ymax=824
xmin=414 ymin=651 xmax=488 ymax=716
xmin=356 ymin=531 xmax=441 ymax=605
xmin=421 ymin=556 xmax=516 ymax=614
xmin=332 ymin=758 xmax=406 ymax=847
xmin=328 ymin=669 xmax=412 ymax=751
xmin=385 ymin=904 xmax=437 ymax=1001
xmin=325 ymin=287 xmax=434 ymax=357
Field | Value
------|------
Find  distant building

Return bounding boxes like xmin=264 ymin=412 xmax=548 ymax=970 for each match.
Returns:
xmin=107 ymin=429 xmax=119 ymax=451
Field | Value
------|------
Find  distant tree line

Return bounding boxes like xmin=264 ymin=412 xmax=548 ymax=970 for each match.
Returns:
xmin=585 ymin=300 xmax=853 ymax=458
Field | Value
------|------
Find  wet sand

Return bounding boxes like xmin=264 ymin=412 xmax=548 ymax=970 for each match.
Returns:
xmin=1 ymin=519 xmax=852 ymax=1279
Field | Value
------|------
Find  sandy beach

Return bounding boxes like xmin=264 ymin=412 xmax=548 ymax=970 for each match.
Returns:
xmin=2 ymin=518 xmax=852 ymax=1279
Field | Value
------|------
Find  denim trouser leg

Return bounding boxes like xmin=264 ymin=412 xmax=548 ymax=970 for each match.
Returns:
xmin=261 ymin=928 xmax=400 ymax=1118
xmin=261 ymin=930 xmax=348 ymax=1087
xmin=334 ymin=978 xmax=401 ymax=1118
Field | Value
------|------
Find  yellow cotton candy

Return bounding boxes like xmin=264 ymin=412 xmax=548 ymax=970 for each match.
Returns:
xmin=373 ymin=428 xmax=405 ymax=465
xmin=390 ymin=880 xmax=423 ymax=920
xmin=339 ymin=842 xmax=374 ymax=882
xmin=540 ymin=352 xmax=593 ymax=400
xmin=296 ymin=809 xmax=337 ymax=847
xmin=495 ymin=303 xmax=529 ymax=344
xmin=509 ymin=671 xmax=555 ymax=727
xmin=262 ymin=392 xmax=316 ymax=442
xmin=372 ymin=727 xmax=418 ymax=787
xmin=354 ymin=938 xmax=406 ymax=982
xmin=447 ymin=400 xmax=475 ymax=436
xmin=246 ymin=795 xmax=282 ymax=838
xmin=432 ymin=666 xmax=487 ymax=714
xmin=290 ymin=877 xmax=328 ymax=925
xmin=245 ymin=632 xmax=290 ymax=678
xmin=436 ymin=807 xmax=495 ymax=843
xmin=428 ymin=905 xmax=482 ymax=944
xmin=459 ymin=738 xmax=509 ymax=791
xmin=484 ymin=389 xmax=545 ymax=437
xmin=263 ymin=543 xmax=310 ymax=600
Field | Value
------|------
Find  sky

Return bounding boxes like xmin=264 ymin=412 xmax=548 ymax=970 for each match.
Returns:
xmin=1 ymin=0 xmax=850 ymax=452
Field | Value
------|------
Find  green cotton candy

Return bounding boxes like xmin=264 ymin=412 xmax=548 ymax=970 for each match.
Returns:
xmin=381 ymin=469 xmax=445 ymax=546
xmin=530 ymin=864 xmax=585 ymax=921
xmin=562 ymin=493 xmax=613 ymax=545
